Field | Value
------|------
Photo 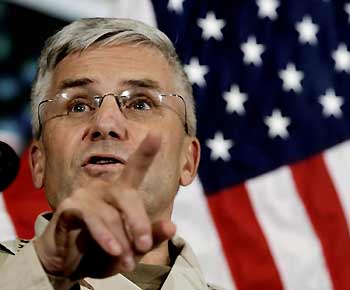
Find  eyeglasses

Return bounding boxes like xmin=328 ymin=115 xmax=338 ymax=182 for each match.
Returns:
xmin=37 ymin=88 xmax=188 ymax=136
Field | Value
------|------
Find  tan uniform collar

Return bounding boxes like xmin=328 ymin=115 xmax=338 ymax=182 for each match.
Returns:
xmin=84 ymin=237 xmax=208 ymax=290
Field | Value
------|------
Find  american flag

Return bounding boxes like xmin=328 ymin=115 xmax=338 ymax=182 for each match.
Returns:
xmin=0 ymin=1 xmax=349 ymax=290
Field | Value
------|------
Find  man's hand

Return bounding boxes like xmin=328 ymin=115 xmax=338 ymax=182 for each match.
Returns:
xmin=33 ymin=133 xmax=176 ymax=279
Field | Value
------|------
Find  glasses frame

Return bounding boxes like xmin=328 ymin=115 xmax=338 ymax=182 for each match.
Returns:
xmin=37 ymin=92 xmax=189 ymax=137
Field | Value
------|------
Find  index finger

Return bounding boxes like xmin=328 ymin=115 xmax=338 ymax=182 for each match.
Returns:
xmin=119 ymin=132 xmax=161 ymax=189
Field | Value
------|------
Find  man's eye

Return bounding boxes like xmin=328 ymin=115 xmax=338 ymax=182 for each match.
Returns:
xmin=127 ymin=97 xmax=154 ymax=111
xmin=68 ymin=99 xmax=94 ymax=113
xmin=71 ymin=103 xmax=91 ymax=113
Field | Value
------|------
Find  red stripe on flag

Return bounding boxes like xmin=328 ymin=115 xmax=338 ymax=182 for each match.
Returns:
xmin=291 ymin=154 xmax=350 ymax=290
xmin=207 ymin=184 xmax=284 ymax=290
xmin=3 ymin=148 xmax=50 ymax=239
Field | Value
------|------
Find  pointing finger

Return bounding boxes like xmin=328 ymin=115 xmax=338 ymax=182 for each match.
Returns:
xmin=120 ymin=133 xmax=161 ymax=189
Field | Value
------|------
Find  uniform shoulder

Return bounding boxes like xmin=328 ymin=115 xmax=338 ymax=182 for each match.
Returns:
xmin=0 ymin=238 xmax=31 ymax=255
xmin=0 ymin=238 xmax=31 ymax=266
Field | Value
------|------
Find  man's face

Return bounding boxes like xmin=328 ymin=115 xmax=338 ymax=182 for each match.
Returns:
xmin=30 ymin=44 xmax=200 ymax=221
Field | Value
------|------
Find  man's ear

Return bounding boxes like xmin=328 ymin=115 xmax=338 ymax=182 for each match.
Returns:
xmin=180 ymin=137 xmax=201 ymax=186
xmin=29 ymin=140 xmax=45 ymax=189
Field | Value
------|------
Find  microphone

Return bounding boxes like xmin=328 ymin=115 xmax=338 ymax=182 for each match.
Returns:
xmin=0 ymin=141 xmax=20 ymax=192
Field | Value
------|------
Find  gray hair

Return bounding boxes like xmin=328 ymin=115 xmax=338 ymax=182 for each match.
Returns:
xmin=31 ymin=17 xmax=196 ymax=139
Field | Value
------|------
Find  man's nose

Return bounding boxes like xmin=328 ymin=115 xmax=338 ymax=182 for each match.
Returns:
xmin=88 ymin=95 xmax=127 ymax=141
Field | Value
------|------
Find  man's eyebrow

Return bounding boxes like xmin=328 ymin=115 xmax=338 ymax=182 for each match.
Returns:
xmin=121 ymin=79 xmax=162 ymax=90
xmin=58 ymin=78 xmax=94 ymax=91
xmin=57 ymin=78 xmax=161 ymax=92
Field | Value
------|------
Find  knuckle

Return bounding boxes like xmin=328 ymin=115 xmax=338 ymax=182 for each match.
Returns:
xmin=129 ymin=218 xmax=151 ymax=235
xmin=105 ymin=212 xmax=122 ymax=226
xmin=110 ymin=188 xmax=137 ymax=210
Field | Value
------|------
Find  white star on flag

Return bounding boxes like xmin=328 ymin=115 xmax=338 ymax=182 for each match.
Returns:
xmin=206 ymin=132 xmax=233 ymax=161
xmin=256 ymin=0 xmax=280 ymax=20
xmin=295 ymin=15 xmax=319 ymax=45
xmin=167 ymin=0 xmax=185 ymax=13
xmin=223 ymin=85 xmax=248 ymax=115
xmin=332 ymin=43 xmax=350 ymax=73
xmin=345 ymin=3 xmax=350 ymax=22
xmin=241 ymin=36 xmax=265 ymax=66
xmin=279 ymin=63 xmax=304 ymax=93
xmin=197 ymin=11 xmax=226 ymax=41
xmin=184 ymin=57 xmax=209 ymax=87
xmin=319 ymin=89 xmax=344 ymax=118
xmin=264 ymin=109 xmax=291 ymax=139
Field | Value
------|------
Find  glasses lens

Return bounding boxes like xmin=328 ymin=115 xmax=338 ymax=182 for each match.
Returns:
xmin=120 ymin=88 xmax=163 ymax=121
xmin=39 ymin=92 xmax=98 ymax=124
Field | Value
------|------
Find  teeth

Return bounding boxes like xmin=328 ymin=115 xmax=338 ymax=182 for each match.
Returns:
xmin=96 ymin=159 xmax=113 ymax=164
xmin=89 ymin=157 xmax=119 ymax=165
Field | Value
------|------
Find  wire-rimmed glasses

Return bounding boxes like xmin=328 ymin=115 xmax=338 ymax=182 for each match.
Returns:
xmin=37 ymin=87 xmax=188 ymax=136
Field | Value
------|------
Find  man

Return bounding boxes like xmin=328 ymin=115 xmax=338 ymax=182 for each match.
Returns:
xmin=0 ymin=17 xmax=223 ymax=290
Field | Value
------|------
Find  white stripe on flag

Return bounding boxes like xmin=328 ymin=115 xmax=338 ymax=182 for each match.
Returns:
xmin=0 ymin=194 xmax=16 ymax=241
xmin=173 ymin=176 xmax=237 ymax=290
xmin=323 ymin=140 xmax=350 ymax=229
xmin=246 ymin=166 xmax=333 ymax=290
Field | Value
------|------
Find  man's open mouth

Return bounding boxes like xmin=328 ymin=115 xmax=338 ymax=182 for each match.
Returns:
xmin=88 ymin=156 xmax=121 ymax=165
xmin=83 ymin=155 xmax=125 ymax=167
